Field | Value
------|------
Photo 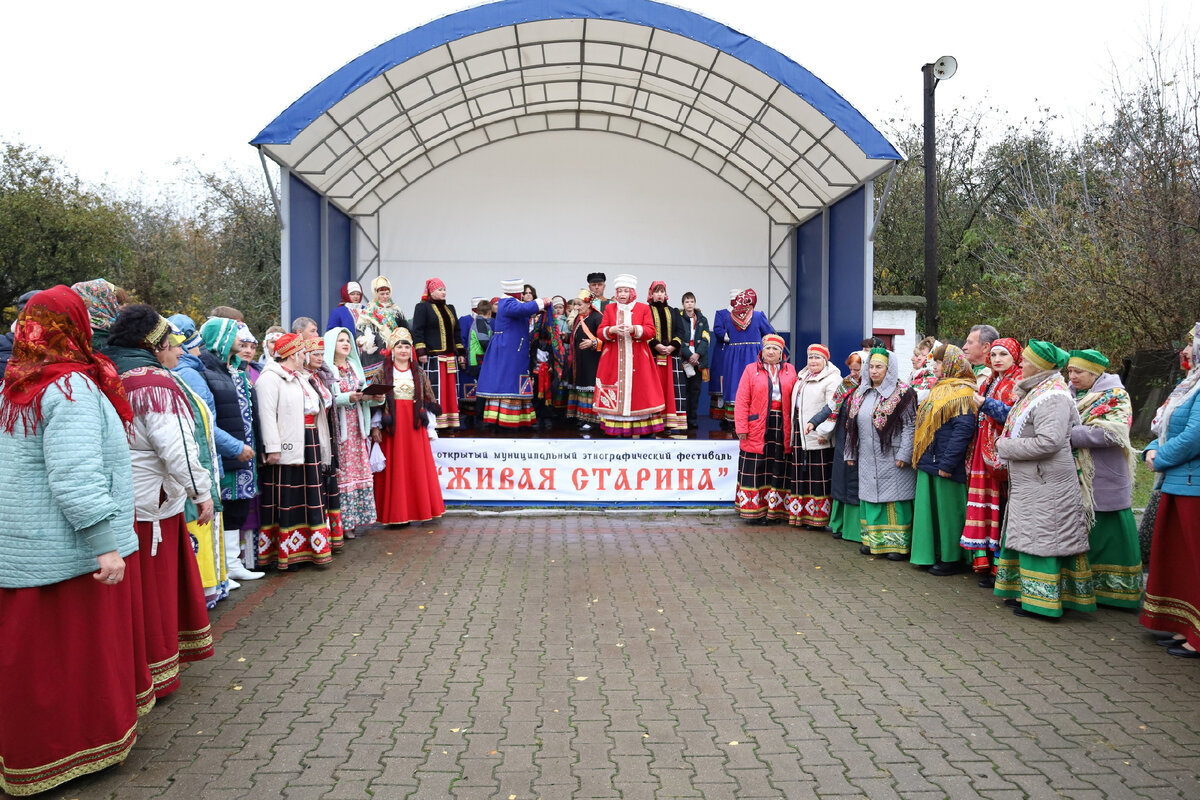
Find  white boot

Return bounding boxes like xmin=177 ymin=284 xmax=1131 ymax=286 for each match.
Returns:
xmin=225 ymin=527 xmax=264 ymax=580
xmin=227 ymin=577 xmax=241 ymax=590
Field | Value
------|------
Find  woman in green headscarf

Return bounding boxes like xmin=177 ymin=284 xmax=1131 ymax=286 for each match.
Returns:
xmin=994 ymin=340 xmax=1095 ymax=619
xmin=323 ymin=327 xmax=382 ymax=537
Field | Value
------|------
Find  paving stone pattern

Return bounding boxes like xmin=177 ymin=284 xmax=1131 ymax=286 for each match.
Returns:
xmin=60 ymin=514 xmax=1200 ymax=799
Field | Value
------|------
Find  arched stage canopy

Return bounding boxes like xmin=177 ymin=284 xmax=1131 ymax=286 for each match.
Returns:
xmin=253 ymin=0 xmax=902 ymax=364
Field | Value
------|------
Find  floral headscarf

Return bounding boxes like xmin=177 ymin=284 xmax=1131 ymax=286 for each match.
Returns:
xmin=731 ymin=289 xmax=757 ymax=330
xmin=0 ymin=286 xmax=133 ymax=435
xmin=912 ymin=344 xmax=976 ymax=466
xmin=70 ymin=279 xmax=122 ymax=332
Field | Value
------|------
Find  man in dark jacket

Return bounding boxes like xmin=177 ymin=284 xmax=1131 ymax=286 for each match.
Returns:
xmin=678 ymin=292 xmax=711 ymax=430
xmin=0 ymin=291 xmax=39 ymax=380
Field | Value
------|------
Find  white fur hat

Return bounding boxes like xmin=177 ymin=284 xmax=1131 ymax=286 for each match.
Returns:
xmin=613 ymin=274 xmax=637 ymax=290
xmin=501 ymin=278 xmax=525 ymax=294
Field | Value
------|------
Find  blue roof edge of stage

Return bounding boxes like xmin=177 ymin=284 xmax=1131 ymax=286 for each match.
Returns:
xmin=251 ymin=0 xmax=902 ymax=162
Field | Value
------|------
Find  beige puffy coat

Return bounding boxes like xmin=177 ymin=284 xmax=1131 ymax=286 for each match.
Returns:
xmin=256 ymin=359 xmax=331 ymax=467
xmin=995 ymin=370 xmax=1089 ymax=557
xmin=789 ymin=362 xmax=841 ymax=450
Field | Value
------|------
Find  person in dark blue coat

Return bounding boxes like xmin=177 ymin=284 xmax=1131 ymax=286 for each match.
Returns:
xmin=326 ymin=281 xmax=364 ymax=334
xmin=911 ymin=344 xmax=978 ymax=574
xmin=475 ymin=279 xmax=549 ymax=430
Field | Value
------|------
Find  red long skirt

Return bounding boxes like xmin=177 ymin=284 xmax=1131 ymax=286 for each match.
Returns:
xmin=135 ymin=513 xmax=214 ymax=698
xmin=1140 ymin=494 xmax=1200 ymax=649
xmin=374 ymin=399 xmax=445 ymax=524
xmin=0 ymin=557 xmax=155 ymax=796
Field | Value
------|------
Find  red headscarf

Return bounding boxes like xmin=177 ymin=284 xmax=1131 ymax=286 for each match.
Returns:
xmin=339 ymin=281 xmax=364 ymax=305
xmin=991 ymin=337 xmax=1022 ymax=361
xmin=422 ymin=277 xmax=446 ymax=302
xmin=0 ymin=285 xmax=134 ymax=435
xmin=648 ymin=280 xmax=668 ymax=302
xmin=731 ymin=288 xmax=757 ymax=330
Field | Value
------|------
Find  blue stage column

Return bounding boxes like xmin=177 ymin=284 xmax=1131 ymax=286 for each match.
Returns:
xmin=793 ymin=212 xmax=825 ymax=357
xmin=827 ymin=184 xmax=872 ymax=364
xmin=285 ymin=173 xmax=354 ymax=330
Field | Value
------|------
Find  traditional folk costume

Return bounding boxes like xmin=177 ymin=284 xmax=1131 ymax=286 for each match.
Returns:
xmin=994 ymin=340 xmax=1096 ymax=618
xmin=910 ymin=345 xmax=977 ymax=570
xmin=568 ymin=289 xmax=604 ymax=426
xmin=714 ymin=289 xmax=775 ymax=420
xmin=959 ymin=338 xmax=1022 ymax=571
xmin=476 ymin=280 xmax=548 ymax=428
xmin=358 ymin=276 xmax=409 ymax=370
xmin=707 ymin=290 xmax=737 ymax=421
xmin=734 ymin=334 xmax=798 ymax=521
xmin=1140 ymin=323 xmax=1200 ymax=649
xmin=372 ymin=328 xmax=445 ymax=524
xmin=302 ymin=338 xmax=343 ymax=550
xmin=255 ymin=334 xmax=334 ymax=569
xmin=0 ymin=287 xmax=156 ymax=797
xmin=647 ymin=281 xmax=688 ymax=433
xmin=594 ymin=274 xmax=666 ymax=437
xmin=787 ymin=344 xmax=842 ymax=528
xmin=199 ymin=318 xmax=260 ymax=579
xmin=326 ymin=280 xmax=364 ymax=334
xmin=1068 ymin=350 xmax=1144 ymax=608
xmin=679 ymin=304 xmax=711 ymax=430
xmin=323 ymin=328 xmax=380 ymax=533
xmin=530 ymin=301 xmax=569 ymax=430
xmin=845 ymin=348 xmax=918 ymax=556
xmin=808 ymin=359 xmax=863 ymax=542
xmin=412 ymin=278 xmax=465 ymax=428
xmin=104 ymin=319 xmax=215 ymax=697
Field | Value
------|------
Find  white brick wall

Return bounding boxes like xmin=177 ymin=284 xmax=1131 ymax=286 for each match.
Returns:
xmin=873 ymin=308 xmax=919 ymax=382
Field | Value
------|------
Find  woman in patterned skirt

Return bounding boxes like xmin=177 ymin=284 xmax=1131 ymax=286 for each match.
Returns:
xmin=959 ymin=337 xmax=1021 ymax=585
xmin=844 ymin=348 xmax=918 ymax=559
xmin=256 ymin=333 xmax=333 ymax=569
xmin=647 ymin=280 xmax=688 ymax=435
xmin=1067 ymin=349 xmax=1144 ymax=609
xmin=734 ymin=334 xmax=798 ymax=523
xmin=788 ymin=344 xmax=841 ymax=529
xmin=324 ymin=327 xmax=380 ymax=536
xmin=568 ymin=289 xmax=604 ymax=430
xmin=807 ymin=351 xmax=865 ymax=543
xmin=993 ymin=340 xmax=1095 ymax=619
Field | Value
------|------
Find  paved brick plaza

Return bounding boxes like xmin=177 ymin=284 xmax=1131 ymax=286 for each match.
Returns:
xmin=64 ymin=512 xmax=1199 ymax=799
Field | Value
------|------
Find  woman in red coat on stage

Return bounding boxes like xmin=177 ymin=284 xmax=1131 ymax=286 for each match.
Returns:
xmin=593 ymin=274 xmax=665 ymax=437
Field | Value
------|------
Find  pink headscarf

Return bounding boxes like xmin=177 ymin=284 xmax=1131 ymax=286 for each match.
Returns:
xmin=422 ymin=277 xmax=446 ymax=302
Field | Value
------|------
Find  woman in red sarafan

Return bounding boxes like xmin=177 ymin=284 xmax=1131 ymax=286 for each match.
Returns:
xmin=0 ymin=286 xmax=157 ymax=797
xmin=372 ymin=328 xmax=445 ymax=525
xmin=593 ymin=274 xmax=665 ymax=437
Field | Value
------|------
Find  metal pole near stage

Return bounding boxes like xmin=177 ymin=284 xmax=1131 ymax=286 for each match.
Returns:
xmin=922 ymin=55 xmax=957 ymax=339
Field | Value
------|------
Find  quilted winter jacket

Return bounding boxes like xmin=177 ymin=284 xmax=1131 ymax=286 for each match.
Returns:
xmin=734 ymin=361 xmax=798 ymax=454
xmin=995 ymin=371 xmax=1089 ymax=557
xmin=0 ymin=373 xmax=138 ymax=588
xmin=915 ymin=413 xmax=977 ymax=483
xmin=1145 ymin=386 xmax=1200 ymax=497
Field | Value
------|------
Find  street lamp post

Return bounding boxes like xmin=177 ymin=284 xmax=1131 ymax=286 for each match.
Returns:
xmin=922 ymin=56 xmax=956 ymax=338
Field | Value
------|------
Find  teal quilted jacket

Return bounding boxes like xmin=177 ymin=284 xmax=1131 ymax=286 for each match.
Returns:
xmin=0 ymin=373 xmax=138 ymax=588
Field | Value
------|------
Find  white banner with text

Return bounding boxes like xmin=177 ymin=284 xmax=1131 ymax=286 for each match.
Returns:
xmin=432 ymin=438 xmax=739 ymax=503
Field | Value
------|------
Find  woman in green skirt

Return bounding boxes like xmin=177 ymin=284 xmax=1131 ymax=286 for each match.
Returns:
xmin=994 ymin=340 xmax=1096 ymax=619
xmin=806 ymin=350 xmax=864 ymax=542
xmin=1067 ymin=349 xmax=1144 ymax=608
xmin=844 ymin=348 xmax=918 ymax=560
xmin=911 ymin=344 xmax=977 ymax=575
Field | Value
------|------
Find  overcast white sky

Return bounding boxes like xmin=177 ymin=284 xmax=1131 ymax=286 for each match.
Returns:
xmin=1 ymin=0 xmax=1189 ymax=198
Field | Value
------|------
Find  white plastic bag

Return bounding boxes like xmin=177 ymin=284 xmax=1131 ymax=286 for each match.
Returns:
xmin=369 ymin=441 xmax=386 ymax=473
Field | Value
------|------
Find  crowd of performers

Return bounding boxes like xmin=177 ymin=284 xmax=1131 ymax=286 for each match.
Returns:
xmin=0 ymin=282 xmax=444 ymax=796
xmin=731 ymin=322 xmax=1200 ymax=662
xmin=315 ymin=272 xmax=770 ymax=440
xmin=2 ymin=271 xmax=1197 ymax=795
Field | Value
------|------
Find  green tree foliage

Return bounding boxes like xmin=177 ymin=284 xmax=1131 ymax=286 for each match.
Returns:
xmin=0 ymin=143 xmax=281 ymax=336
xmin=874 ymin=42 xmax=1200 ymax=361
xmin=0 ymin=143 xmax=130 ymax=322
